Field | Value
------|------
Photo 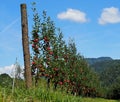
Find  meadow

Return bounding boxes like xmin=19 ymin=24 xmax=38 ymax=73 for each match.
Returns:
xmin=0 ymin=79 xmax=118 ymax=102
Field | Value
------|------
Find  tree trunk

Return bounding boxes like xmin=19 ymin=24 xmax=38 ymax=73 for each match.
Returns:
xmin=20 ymin=4 xmax=32 ymax=88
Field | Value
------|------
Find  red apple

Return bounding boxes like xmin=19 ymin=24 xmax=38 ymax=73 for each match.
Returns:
xmin=32 ymin=61 xmax=36 ymax=65
xmin=64 ymin=79 xmax=67 ymax=83
xmin=45 ymin=74 xmax=49 ymax=77
xmin=67 ymin=80 xmax=70 ymax=83
xmin=49 ymin=51 xmax=53 ymax=55
xmin=34 ymin=38 xmax=39 ymax=42
xmin=44 ymin=36 xmax=49 ymax=42
xmin=53 ymin=68 xmax=58 ymax=71
xmin=47 ymin=47 xmax=51 ymax=50
xmin=59 ymin=81 xmax=63 ymax=85
xmin=32 ymin=44 xmax=35 ymax=48
xmin=54 ymin=56 xmax=58 ymax=59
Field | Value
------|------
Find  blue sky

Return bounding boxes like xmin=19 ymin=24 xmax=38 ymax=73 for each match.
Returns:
xmin=0 ymin=0 xmax=120 ymax=74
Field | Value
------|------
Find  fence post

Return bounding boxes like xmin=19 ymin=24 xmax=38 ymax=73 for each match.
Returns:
xmin=20 ymin=4 xmax=32 ymax=88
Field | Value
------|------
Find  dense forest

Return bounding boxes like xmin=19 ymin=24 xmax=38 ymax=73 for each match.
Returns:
xmin=86 ymin=57 xmax=120 ymax=99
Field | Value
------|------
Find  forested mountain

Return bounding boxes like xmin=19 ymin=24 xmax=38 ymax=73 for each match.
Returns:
xmin=86 ymin=57 xmax=120 ymax=99
xmin=86 ymin=57 xmax=120 ymax=86
xmin=86 ymin=57 xmax=120 ymax=72
xmin=86 ymin=57 xmax=113 ymax=65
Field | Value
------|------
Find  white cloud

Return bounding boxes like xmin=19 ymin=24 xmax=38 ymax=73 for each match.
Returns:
xmin=57 ymin=8 xmax=88 ymax=23
xmin=0 ymin=64 xmax=15 ymax=76
xmin=99 ymin=7 xmax=120 ymax=25
xmin=0 ymin=64 xmax=24 ymax=78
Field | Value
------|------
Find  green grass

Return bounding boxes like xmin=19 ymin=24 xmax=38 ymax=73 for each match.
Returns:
xmin=0 ymin=79 xmax=118 ymax=102
xmin=82 ymin=97 xmax=118 ymax=102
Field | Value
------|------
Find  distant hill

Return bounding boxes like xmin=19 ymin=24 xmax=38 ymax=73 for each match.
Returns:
xmin=86 ymin=57 xmax=113 ymax=65
xmin=86 ymin=57 xmax=120 ymax=87
xmin=0 ymin=73 xmax=12 ymax=88
xmin=86 ymin=57 xmax=120 ymax=72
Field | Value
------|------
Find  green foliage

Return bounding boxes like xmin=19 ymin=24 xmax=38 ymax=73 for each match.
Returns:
xmin=30 ymin=3 xmax=101 ymax=97
xmin=86 ymin=57 xmax=120 ymax=99
xmin=100 ymin=60 xmax=120 ymax=86
xmin=0 ymin=73 xmax=12 ymax=88
xmin=106 ymin=76 xmax=120 ymax=99
xmin=98 ymin=60 xmax=120 ymax=99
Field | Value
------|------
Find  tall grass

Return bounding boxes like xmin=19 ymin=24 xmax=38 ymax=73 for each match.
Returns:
xmin=0 ymin=79 xmax=118 ymax=102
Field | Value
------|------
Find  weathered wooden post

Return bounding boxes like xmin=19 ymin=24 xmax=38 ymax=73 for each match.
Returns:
xmin=20 ymin=4 xmax=32 ymax=88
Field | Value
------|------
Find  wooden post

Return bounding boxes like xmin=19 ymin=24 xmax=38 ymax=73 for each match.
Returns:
xmin=20 ymin=4 xmax=32 ymax=88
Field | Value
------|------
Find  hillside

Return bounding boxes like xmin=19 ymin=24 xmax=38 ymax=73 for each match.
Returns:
xmin=86 ymin=57 xmax=120 ymax=72
xmin=86 ymin=57 xmax=113 ymax=65
xmin=86 ymin=57 xmax=120 ymax=99
xmin=86 ymin=57 xmax=120 ymax=85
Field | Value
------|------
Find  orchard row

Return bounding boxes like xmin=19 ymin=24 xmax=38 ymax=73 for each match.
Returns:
xmin=30 ymin=8 xmax=100 ymax=97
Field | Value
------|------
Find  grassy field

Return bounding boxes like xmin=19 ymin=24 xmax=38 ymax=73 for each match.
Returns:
xmin=0 ymin=88 xmax=118 ymax=102
xmin=0 ymin=80 xmax=118 ymax=102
